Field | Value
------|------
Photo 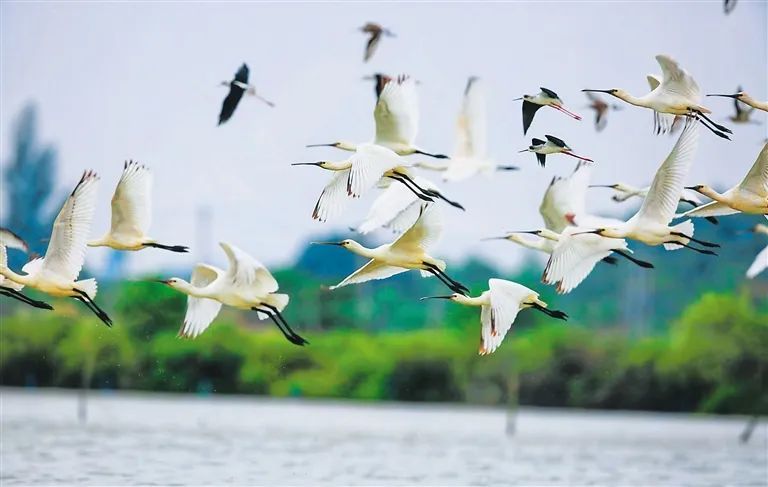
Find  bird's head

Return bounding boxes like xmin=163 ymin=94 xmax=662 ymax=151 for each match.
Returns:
xmin=154 ymin=277 xmax=182 ymax=288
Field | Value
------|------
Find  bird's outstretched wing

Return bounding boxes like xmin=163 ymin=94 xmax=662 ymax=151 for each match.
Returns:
xmin=737 ymin=143 xmax=768 ymax=196
xmin=539 ymin=162 xmax=591 ymax=233
xmin=522 ymin=100 xmax=543 ymax=135
xmin=110 ymin=160 xmax=153 ymax=238
xmin=220 ymin=241 xmax=279 ymax=294
xmin=632 ymin=120 xmax=699 ymax=225
xmin=391 ymin=204 xmax=443 ymax=252
xmin=357 ymin=177 xmax=435 ymax=235
xmin=453 ymin=77 xmax=487 ymax=159
xmin=312 ymin=170 xmax=352 ymax=223
xmin=679 ymin=200 xmax=740 ymax=219
xmin=41 ymin=171 xmax=100 ymax=282
xmin=330 ymin=259 xmax=407 ymax=290
xmin=544 ymin=230 xmax=628 ymax=294
xmin=218 ymin=64 xmax=249 ymax=125
xmin=179 ymin=264 xmax=223 ymax=338
xmin=746 ymin=246 xmax=768 ymax=278
xmin=375 ymin=75 xmax=419 ymax=146
xmin=480 ymin=279 xmax=535 ymax=354
xmin=364 ymin=31 xmax=381 ymax=62
xmin=656 ymin=54 xmax=701 ymax=102
xmin=0 ymin=228 xmax=28 ymax=253
xmin=347 ymin=144 xmax=407 ymax=198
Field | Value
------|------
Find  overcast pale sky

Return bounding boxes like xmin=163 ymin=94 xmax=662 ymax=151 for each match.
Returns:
xmin=1 ymin=2 xmax=766 ymax=275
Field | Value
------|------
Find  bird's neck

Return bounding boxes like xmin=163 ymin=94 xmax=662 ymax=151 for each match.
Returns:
xmin=454 ymin=294 xmax=486 ymax=307
xmin=697 ymin=186 xmax=726 ymax=202
xmin=87 ymin=236 xmax=109 ymax=247
xmin=746 ymin=97 xmax=768 ymax=112
xmin=615 ymin=91 xmax=647 ymax=108
xmin=538 ymin=229 xmax=561 ymax=242
xmin=0 ymin=266 xmax=31 ymax=286
xmin=325 ymin=160 xmax=354 ymax=171
xmin=348 ymin=242 xmax=375 ymax=258
xmin=174 ymin=279 xmax=207 ymax=298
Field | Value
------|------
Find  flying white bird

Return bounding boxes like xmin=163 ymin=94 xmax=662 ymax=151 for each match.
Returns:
xmin=583 ymin=54 xmax=732 ymax=139
xmin=708 ymin=90 xmax=768 ymax=114
xmin=307 ymin=75 xmax=448 ymax=159
xmin=360 ymin=22 xmax=395 ymax=62
xmin=570 ymin=121 xmax=718 ymax=254
xmin=0 ymin=228 xmax=52 ymax=310
xmin=681 ymin=143 xmax=768 ymax=219
xmin=88 ymin=161 xmax=189 ymax=253
xmin=416 ymin=77 xmax=518 ymax=181
xmin=645 ymin=74 xmax=684 ymax=135
xmin=421 ymin=279 xmax=567 ymax=355
xmin=0 ymin=171 xmax=111 ymax=326
xmin=218 ymin=63 xmax=274 ymax=125
xmin=543 ymin=121 xmax=706 ymax=293
xmin=157 ymin=242 xmax=307 ymax=345
xmin=589 ymin=182 xmax=718 ymax=224
xmin=294 ymin=143 xmax=463 ymax=223
xmin=746 ymin=223 xmax=768 ymax=279
xmin=313 ymin=205 xmax=469 ymax=295
xmin=353 ymin=175 xmax=440 ymax=235
xmin=520 ymin=135 xmax=593 ymax=167
xmin=513 ymin=87 xmax=582 ymax=135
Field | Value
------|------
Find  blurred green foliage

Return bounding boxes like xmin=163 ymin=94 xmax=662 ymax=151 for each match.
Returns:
xmin=1 ymin=275 xmax=765 ymax=414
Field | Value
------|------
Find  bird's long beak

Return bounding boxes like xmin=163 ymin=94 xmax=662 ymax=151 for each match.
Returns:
xmin=420 ymin=295 xmax=453 ymax=301
xmin=571 ymin=230 xmax=601 ymax=236
xmin=563 ymin=150 xmax=594 ymax=163
xmin=517 ymin=148 xmax=530 ymax=153
xmin=481 ymin=236 xmax=510 ymax=241
xmin=706 ymin=93 xmax=740 ymax=99
xmin=582 ymin=89 xmax=614 ymax=94
xmin=306 ymin=143 xmax=337 ymax=148
xmin=551 ymin=104 xmax=582 ymax=120
xmin=512 ymin=96 xmax=523 ymax=101
xmin=684 ymin=186 xmax=701 ymax=191
xmin=311 ymin=241 xmax=344 ymax=246
xmin=589 ymin=184 xmax=617 ymax=189
xmin=149 ymin=279 xmax=170 ymax=285
xmin=292 ymin=162 xmax=323 ymax=167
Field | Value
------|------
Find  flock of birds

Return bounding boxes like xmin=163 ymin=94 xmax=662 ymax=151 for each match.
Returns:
xmin=1 ymin=21 xmax=767 ymax=355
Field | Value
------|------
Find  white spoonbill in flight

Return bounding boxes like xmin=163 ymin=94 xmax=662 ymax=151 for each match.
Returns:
xmin=294 ymin=143 xmax=463 ymax=223
xmin=353 ymin=175 xmax=441 ymax=235
xmin=157 ymin=242 xmax=307 ymax=345
xmin=313 ymin=205 xmax=469 ymax=295
xmin=421 ymin=279 xmax=567 ymax=355
xmin=681 ymin=143 xmax=768 ymax=219
xmin=218 ymin=63 xmax=274 ymax=125
xmin=88 ymin=161 xmax=189 ymax=253
xmin=520 ymin=135 xmax=593 ymax=167
xmin=307 ymin=75 xmax=448 ymax=159
xmin=708 ymin=89 xmax=768 ymax=114
xmin=0 ymin=171 xmax=112 ymax=326
xmin=746 ymin=224 xmax=768 ymax=279
xmin=0 ymin=228 xmax=53 ymax=310
xmin=589 ymin=182 xmax=718 ymax=224
xmin=513 ymin=87 xmax=582 ymax=135
xmin=416 ymin=77 xmax=518 ymax=181
xmin=570 ymin=121 xmax=719 ymax=254
xmin=360 ymin=23 xmax=395 ymax=62
xmin=583 ymin=55 xmax=732 ymax=139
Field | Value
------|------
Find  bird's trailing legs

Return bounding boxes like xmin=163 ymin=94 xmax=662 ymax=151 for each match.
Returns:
xmin=689 ymin=112 xmax=730 ymax=140
xmin=387 ymin=175 xmax=435 ymax=203
xmin=530 ymin=302 xmax=568 ymax=320
xmin=665 ymin=241 xmax=718 ymax=256
xmin=73 ymin=289 xmax=113 ymax=327
xmin=144 ymin=242 xmax=190 ymax=253
xmin=252 ymin=306 xmax=308 ymax=346
xmin=392 ymin=171 xmax=465 ymax=210
xmin=670 ymin=232 xmax=720 ymax=248
xmin=0 ymin=286 xmax=54 ymax=310
xmin=611 ymin=250 xmax=655 ymax=269
xmin=423 ymin=262 xmax=469 ymax=295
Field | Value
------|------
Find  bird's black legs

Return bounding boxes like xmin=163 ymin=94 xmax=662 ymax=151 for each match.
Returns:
xmin=393 ymin=171 xmax=465 ymax=211
xmin=690 ymin=113 xmax=730 ymax=140
xmin=530 ymin=302 xmax=568 ymax=321
xmin=695 ymin=110 xmax=733 ymax=134
xmin=423 ymin=263 xmax=469 ymax=295
xmin=387 ymin=175 xmax=435 ymax=203
xmin=72 ymin=289 xmax=113 ymax=327
xmin=670 ymin=232 xmax=720 ymax=248
xmin=413 ymin=150 xmax=449 ymax=159
xmin=664 ymin=241 xmax=718 ymax=256
xmin=252 ymin=306 xmax=308 ymax=346
xmin=611 ymin=250 xmax=655 ymax=269
xmin=600 ymin=256 xmax=618 ymax=265
xmin=0 ymin=287 xmax=53 ymax=310
xmin=143 ymin=242 xmax=190 ymax=253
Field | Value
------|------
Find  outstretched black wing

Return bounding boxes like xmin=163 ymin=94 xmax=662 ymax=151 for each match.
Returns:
xmin=540 ymin=87 xmax=559 ymax=99
xmin=218 ymin=64 xmax=249 ymax=125
xmin=545 ymin=134 xmax=567 ymax=147
xmin=522 ymin=100 xmax=543 ymax=135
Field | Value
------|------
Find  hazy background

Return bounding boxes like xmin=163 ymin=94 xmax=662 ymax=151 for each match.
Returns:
xmin=1 ymin=1 xmax=766 ymax=275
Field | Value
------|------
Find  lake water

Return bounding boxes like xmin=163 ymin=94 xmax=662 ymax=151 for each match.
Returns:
xmin=1 ymin=388 xmax=765 ymax=486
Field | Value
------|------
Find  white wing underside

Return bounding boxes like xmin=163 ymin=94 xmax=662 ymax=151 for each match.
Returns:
xmin=539 ymin=161 xmax=592 ymax=233
xmin=746 ymin=246 xmax=768 ymax=278
xmin=110 ymin=162 xmax=153 ymax=238
xmin=180 ymin=264 xmax=224 ymax=338
xmin=390 ymin=204 xmax=443 ymax=253
xmin=313 ymin=170 xmax=352 ymax=222
xmin=331 ymin=259 xmax=408 ymax=289
xmin=347 ymin=144 xmax=409 ymax=198
xmin=680 ymin=200 xmax=740 ymax=219
xmin=738 ymin=143 xmax=768 ymax=196
xmin=374 ymin=76 xmax=419 ymax=147
xmin=453 ymin=78 xmax=487 ymax=159
xmin=220 ymin=242 xmax=278 ymax=294
xmin=357 ymin=176 xmax=435 ymax=234
xmin=480 ymin=279 xmax=534 ymax=354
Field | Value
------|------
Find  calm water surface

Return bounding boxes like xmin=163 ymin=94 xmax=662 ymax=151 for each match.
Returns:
xmin=1 ymin=388 xmax=765 ymax=486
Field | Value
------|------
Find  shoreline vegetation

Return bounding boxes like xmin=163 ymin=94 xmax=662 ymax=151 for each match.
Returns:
xmin=1 ymin=278 xmax=765 ymax=416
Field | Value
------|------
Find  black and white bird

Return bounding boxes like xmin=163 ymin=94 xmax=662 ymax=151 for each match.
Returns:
xmin=514 ymin=87 xmax=582 ymax=135
xmin=360 ymin=23 xmax=395 ymax=62
xmin=218 ymin=63 xmax=274 ymax=125
xmin=520 ymin=135 xmax=593 ymax=167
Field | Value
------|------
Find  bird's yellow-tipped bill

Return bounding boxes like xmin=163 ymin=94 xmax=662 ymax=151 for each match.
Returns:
xmin=420 ymin=295 xmax=454 ymax=301
xmin=311 ymin=241 xmax=344 ymax=246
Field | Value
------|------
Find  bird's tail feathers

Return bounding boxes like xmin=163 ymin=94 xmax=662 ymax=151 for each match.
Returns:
xmin=664 ymin=220 xmax=694 ymax=250
xmin=75 ymin=278 xmax=98 ymax=300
